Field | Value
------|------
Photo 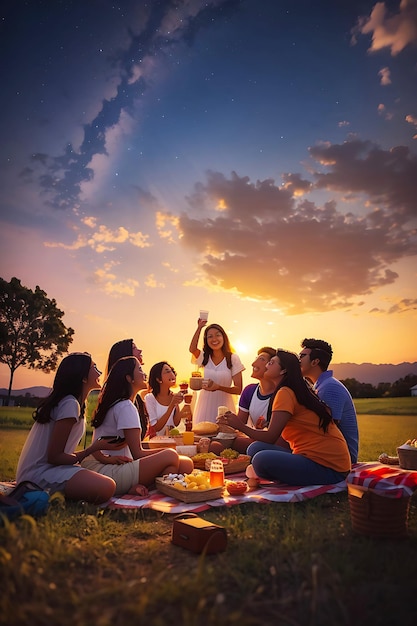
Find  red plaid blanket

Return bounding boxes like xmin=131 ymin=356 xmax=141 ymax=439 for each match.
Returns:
xmin=107 ymin=462 xmax=417 ymax=513
xmin=3 ymin=462 xmax=415 ymax=515
xmin=347 ymin=461 xmax=417 ymax=498
xmin=106 ymin=474 xmax=347 ymax=514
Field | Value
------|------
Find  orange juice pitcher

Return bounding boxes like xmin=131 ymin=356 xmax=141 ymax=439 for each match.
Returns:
xmin=209 ymin=459 xmax=225 ymax=488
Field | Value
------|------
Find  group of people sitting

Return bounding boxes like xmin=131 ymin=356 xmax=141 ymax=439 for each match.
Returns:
xmin=15 ymin=319 xmax=359 ymax=505
xmin=189 ymin=319 xmax=358 ymax=489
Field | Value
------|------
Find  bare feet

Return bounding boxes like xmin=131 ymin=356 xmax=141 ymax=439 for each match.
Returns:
xmin=128 ymin=484 xmax=149 ymax=497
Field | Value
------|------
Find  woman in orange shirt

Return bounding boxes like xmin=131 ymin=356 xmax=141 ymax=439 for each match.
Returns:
xmin=222 ymin=349 xmax=351 ymax=485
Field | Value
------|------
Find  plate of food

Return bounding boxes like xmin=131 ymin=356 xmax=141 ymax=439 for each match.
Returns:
xmin=155 ymin=470 xmax=224 ymax=502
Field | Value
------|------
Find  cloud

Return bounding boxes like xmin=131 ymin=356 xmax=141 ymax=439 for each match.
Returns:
xmin=352 ymin=0 xmax=417 ymax=56
xmin=377 ymin=103 xmax=394 ymax=120
xmin=405 ymin=114 xmax=417 ymax=138
xmin=309 ymin=139 xmax=417 ymax=222
xmin=378 ymin=66 xmax=392 ymax=84
xmin=93 ymin=262 xmax=139 ymax=297
xmin=44 ymin=220 xmax=151 ymax=252
xmin=176 ymin=140 xmax=417 ymax=314
xmin=387 ymin=298 xmax=417 ymax=313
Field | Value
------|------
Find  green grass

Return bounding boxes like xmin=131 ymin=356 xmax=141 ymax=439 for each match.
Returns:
xmin=354 ymin=396 xmax=417 ymax=415
xmin=1 ymin=404 xmax=417 ymax=625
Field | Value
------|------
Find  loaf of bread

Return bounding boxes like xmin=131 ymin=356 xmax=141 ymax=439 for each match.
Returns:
xmin=193 ymin=421 xmax=219 ymax=436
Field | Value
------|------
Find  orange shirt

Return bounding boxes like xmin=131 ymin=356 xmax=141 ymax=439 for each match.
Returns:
xmin=272 ymin=387 xmax=351 ymax=473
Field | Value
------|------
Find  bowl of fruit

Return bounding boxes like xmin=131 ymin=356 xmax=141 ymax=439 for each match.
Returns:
xmin=226 ymin=480 xmax=248 ymax=496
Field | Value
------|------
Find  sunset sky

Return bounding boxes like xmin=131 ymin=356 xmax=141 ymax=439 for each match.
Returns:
xmin=1 ymin=0 xmax=416 ymax=392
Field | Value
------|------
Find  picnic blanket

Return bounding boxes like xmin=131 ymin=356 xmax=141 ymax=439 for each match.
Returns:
xmin=347 ymin=461 xmax=417 ymax=498
xmin=106 ymin=474 xmax=347 ymax=514
xmin=2 ymin=462 xmax=416 ymax=516
xmin=106 ymin=462 xmax=417 ymax=514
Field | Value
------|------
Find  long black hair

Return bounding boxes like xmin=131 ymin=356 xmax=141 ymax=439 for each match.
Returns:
xmin=106 ymin=339 xmax=133 ymax=376
xmin=202 ymin=324 xmax=234 ymax=369
xmin=105 ymin=338 xmax=148 ymax=435
xmin=148 ymin=361 xmax=177 ymax=397
xmin=275 ymin=349 xmax=332 ymax=432
xmin=92 ymin=356 xmax=137 ymax=429
xmin=33 ymin=353 xmax=92 ymax=424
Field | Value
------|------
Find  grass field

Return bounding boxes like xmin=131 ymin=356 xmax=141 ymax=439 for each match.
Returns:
xmin=1 ymin=401 xmax=417 ymax=626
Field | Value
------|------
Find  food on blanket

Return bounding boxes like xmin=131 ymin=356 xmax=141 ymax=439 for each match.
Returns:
xmin=378 ymin=453 xmax=400 ymax=465
xmin=226 ymin=480 xmax=248 ymax=495
xmin=217 ymin=423 xmax=238 ymax=435
xmin=169 ymin=427 xmax=180 ymax=436
xmin=147 ymin=436 xmax=176 ymax=449
xmin=197 ymin=437 xmax=211 ymax=453
xmin=193 ymin=421 xmax=219 ymax=436
xmin=221 ymin=448 xmax=239 ymax=460
xmin=192 ymin=452 xmax=218 ymax=462
xmin=162 ymin=469 xmax=212 ymax=490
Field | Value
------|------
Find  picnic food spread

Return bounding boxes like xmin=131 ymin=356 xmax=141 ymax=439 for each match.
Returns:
xmin=193 ymin=421 xmax=219 ymax=436
xmin=226 ymin=480 xmax=248 ymax=495
xmin=160 ymin=469 xmax=212 ymax=491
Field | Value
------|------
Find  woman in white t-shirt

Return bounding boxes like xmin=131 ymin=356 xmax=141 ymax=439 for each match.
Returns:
xmin=16 ymin=353 xmax=117 ymax=503
xmin=82 ymin=357 xmax=193 ymax=496
xmin=144 ymin=361 xmax=184 ymax=436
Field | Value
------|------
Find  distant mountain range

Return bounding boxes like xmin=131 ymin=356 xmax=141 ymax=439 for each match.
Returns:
xmin=331 ymin=362 xmax=417 ymax=386
xmin=1 ymin=362 xmax=417 ymax=397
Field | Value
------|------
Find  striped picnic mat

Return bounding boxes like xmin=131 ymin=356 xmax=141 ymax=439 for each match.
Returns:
xmin=106 ymin=474 xmax=347 ymax=514
xmin=3 ymin=462 xmax=415 ymax=515
xmin=347 ymin=461 xmax=417 ymax=498
xmin=107 ymin=462 xmax=417 ymax=513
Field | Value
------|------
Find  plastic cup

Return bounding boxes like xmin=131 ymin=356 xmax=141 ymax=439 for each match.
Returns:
xmin=199 ymin=310 xmax=209 ymax=321
xmin=183 ymin=431 xmax=195 ymax=445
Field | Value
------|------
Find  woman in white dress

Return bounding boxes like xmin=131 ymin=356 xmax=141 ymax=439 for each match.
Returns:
xmin=16 ymin=353 xmax=117 ymax=503
xmin=82 ymin=357 xmax=193 ymax=496
xmin=189 ymin=320 xmax=245 ymax=425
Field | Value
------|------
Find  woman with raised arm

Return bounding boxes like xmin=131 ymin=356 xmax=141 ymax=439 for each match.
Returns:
xmin=189 ymin=319 xmax=245 ymax=425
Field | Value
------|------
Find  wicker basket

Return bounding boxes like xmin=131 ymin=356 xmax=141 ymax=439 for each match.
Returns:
xmin=348 ymin=484 xmax=410 ymax=538
xmin=397 ymin=446 xmax=417 ymax=470
xmin=155 ymin=477 xmax=224 ymax=502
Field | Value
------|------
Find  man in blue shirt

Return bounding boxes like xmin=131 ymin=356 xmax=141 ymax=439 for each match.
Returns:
xmin=299 ymin=338 xmax=359 ymax=464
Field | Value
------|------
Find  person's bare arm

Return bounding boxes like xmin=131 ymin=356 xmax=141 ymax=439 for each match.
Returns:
xmin=225 ymin=409 xmax=291 ymax=444
xmin=205 ymin=371 xmax=243 ymax=395
xmin=189 ymin=319 xmax=206 ymax=357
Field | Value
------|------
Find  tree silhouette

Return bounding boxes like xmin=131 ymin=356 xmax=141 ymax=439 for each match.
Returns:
xmin=0 ymin=277 xmax=74 ymax=405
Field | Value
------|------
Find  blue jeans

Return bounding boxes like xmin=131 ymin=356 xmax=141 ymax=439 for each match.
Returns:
xmin=247 ymin=441 xmax=347 ymax=486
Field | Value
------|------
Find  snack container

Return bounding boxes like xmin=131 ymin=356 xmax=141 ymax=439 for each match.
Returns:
xmin=397 ymin=444 xmax=417 ymax=470
xmin=176 ymin=445 xmax=198 ymax=457
xmin=146 ymin=436 xmax=176 ymax=449
xmin=172 ymin=513 xmax=227 ymax=554
xmin=189 ymin=375 xmax=202 ymax=390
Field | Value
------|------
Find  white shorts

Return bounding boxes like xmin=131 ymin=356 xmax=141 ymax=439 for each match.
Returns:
xmin=81 ymin=456 xmax=140 ymax=496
